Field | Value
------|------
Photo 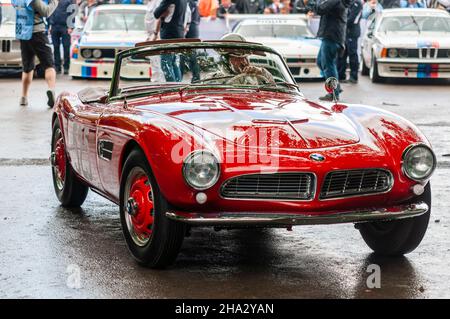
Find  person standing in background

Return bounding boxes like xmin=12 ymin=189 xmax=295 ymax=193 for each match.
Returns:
xmin=338 ymin=0 xmax=362 ymax=84
xmin=184 ymin=0 xmax=200 ymax=82
xmin=235 ymin=0 xmax=265 ymax=13
xmin=217 ymin=0 xmax=238 ymax=17
xmin=379 ymin=0 xmax=399 ymax=8
xmin=362 ymin=0 xmax=383 ymax=19
xmin=198 ymin=0 xmax=218 ymax=18
xmin=79 ymin=0 xmax=98 ymax=25
xmin=48 ymin=0 xmax=73 ymax=75
xmin=154 ymin=0 xmax=187 ymax=82
xmin=145 ymin=0 xmax=162 ymax=40
xmin=264 ymin=0 xmax=283 ymax=13
xmin=400 ymin=0 xmax=425 ymax=8
xmin=305 ymin=0 xmax=352 ymax=101
xmin=12 ymin=0 xmax=59 ymax=107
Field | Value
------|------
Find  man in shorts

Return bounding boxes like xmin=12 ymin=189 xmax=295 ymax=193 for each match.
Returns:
xmin=12 ymin=0 xmax=59 ymax=107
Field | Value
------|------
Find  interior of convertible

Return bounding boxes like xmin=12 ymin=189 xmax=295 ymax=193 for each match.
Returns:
xmin=117 ymin=46 xmax=296 ymax=96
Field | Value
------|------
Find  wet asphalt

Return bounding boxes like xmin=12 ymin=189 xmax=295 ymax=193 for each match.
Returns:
xmin=0 ymin=75 xmax=449 ymax=298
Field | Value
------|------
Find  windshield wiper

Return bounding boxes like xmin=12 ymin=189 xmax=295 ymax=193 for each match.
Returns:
xmin=122 ymin=14 xmax=128 ymax=33
xmin=410 ymin=16 xmax=421 ymax=34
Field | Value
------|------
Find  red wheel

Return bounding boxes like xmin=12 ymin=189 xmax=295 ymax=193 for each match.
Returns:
xmin=123 ymin=168 xmax=155 ymax=246
xmin=53 ymin=132 xmax=66 ymax=191
xmin=120 ymin=148 xmax=186 ymax=268
xmin=51 ymin=120 xmax=88 ymax=207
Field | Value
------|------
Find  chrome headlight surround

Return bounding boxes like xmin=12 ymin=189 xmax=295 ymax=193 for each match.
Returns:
xmin=398 ymin=48 xmax=408 ymax=58
xmin=92 ymin=49 xmax=102 ymax=59
xmin=402 ymin=144 xmax=436 ymax=182
xmin=81 ymin=49 xmax=92 ymax=59
xmin=387 ymin=48 xmax=398 ymax=58
xmin=182 ymin=151 xmax=220 ymax=190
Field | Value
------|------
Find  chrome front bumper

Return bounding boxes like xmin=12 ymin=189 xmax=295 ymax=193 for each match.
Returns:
xmin=165 ymin=202 xmax=428 ymax=227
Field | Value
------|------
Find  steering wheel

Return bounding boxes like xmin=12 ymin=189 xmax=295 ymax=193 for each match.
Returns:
xmin=225 ymin=73 xmax=272 ymax=85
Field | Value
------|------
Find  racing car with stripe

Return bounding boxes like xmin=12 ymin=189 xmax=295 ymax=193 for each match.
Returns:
xmin=69 ymin=4 xmax=149 ymax=79
xmin=361 ymin=8 xmax=450 ymax=82
xmin=232 ymin=16 xmax=322 ymax=80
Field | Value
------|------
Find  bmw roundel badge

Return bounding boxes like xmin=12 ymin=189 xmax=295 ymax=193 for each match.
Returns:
xmin=310 ymin=153 xmax=325 ymax=162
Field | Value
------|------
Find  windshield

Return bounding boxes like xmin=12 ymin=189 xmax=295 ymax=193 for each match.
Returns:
xmin=116 ymin=46 xmax=296 ymax=96
xmin=236 ymin=23 xmax=313 ymax=38
xmin=85 ymin=10 xmax=145 ymax=32
xmin=379 ymin=15 xmax=450 ymax=33
xmin=0 ymin=3 xmax=15 ymax=25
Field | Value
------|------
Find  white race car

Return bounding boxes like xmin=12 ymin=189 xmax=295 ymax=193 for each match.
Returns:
xmin=233 ymin=16 xmax=322 ymax=80
xmin=69 ymin=4 xmax=149 ymax=79
xmin=361 ymin=8 xmax=450 ymax=82
xmin=0 ymin=0 xmax=22 ymax=72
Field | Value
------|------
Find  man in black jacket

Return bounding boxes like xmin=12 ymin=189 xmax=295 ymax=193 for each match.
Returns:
xmin=154 ymin=0 xmax=187 ymax=81
xmin=154 ymin=0 xmax=187 ymax=39
xmin=49 ymin=0 xmax=74 ymax=75
xmin=306 ymin=0 xmax=352 ymax=101
xmin=338 ymin=0 xmax=363 ymax=83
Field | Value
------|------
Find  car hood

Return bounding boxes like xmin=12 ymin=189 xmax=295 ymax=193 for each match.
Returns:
xmin=136 ymin=92 xmax=360 ymax=150
xmin=376 ymin=32 xmax=450 ymax=48
xmin=79 ymin=31 xmax=147 ymax=48
xmin=245 ymin=36 xmax=321 ymax=56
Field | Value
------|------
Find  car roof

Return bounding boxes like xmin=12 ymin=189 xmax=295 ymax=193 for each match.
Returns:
xmin=93 ymin=4 xmax=147 ymax=11
xmin=380 ymin=8 xmax=450 ymax=17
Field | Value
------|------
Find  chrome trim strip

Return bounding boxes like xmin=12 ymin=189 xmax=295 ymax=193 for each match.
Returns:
xmin=318 ymin=168 xmax=394 ymax=201
xmin=219 ymin=171 xmax=317 ymax=202
xmin=165 ymin=202 xmax=428 ymax=226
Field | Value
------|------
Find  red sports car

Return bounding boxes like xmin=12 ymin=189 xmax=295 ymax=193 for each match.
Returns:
xmin=51 ymin=39 xmax=436 ymax=268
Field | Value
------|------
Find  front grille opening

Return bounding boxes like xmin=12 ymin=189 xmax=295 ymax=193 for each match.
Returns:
xmin=320 ymin=169 xmax=392 ymax=200
xmin=221 ymin=172 xmax=315 ymax=200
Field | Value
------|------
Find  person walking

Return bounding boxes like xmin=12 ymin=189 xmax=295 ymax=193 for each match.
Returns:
xmin=48 ymin=0 xmax=73 ymax=75
xmin=338 ymin=0 xmax=363 ymax=84
xmin=305 ymin=0 xmax=352 ymax=101
xmin=12 ymin=0 xmax=59 ymax=107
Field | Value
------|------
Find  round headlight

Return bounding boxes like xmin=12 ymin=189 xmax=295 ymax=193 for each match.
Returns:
xmin=92 ymin=49 xmax=102 ymax=59
xmin=81 ymin=49 xmax=92 ymax=59
xmin=398 ymin=48 xmax=408 ymax=58
xmin=402 ymin=144 xmax=436 ymax=181
xmin=388 ymin=48 xmax=398 ymax=58
xmin=183 ymin=151 xmax=220 ymax=190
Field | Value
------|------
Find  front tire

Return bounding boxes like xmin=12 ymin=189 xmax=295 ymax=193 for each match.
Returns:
xmin=369 ymin=55 xmax=383 ymax=83
xmin=361 ymin=55 xmax=370 ymax=76
xmin=358 ymin=183 xmax=431 ymax=256
xmin=119 ymin=148 xmax=186 ymax=268
xmin=51 ymin=120 xmax=88 ymax=207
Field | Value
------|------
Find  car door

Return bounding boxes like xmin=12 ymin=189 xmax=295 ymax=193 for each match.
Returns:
xmin=95 ymin=99 xmax=131 ymax=203
xmin=65 ymin=101 xmax=104 ymax=190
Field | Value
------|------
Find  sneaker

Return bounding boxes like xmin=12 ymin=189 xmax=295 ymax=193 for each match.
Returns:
xmin=348 ymin=78 xmax=358 ymax=84
xmin=19 ymin=96 xmax=28 ymax=106
xmin=319 ymin=93 xmax=339 ymax=102
xmin=64 ymin=69 xmax=69 ymax=75
xmin=47 ymin=90 xmax=56 ymax=108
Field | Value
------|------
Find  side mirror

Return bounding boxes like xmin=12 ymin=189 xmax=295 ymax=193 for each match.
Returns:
xmin=324 ymin=77 xmax=338 ymax=93
xmin=324 ymin=77 xmax=339 ymax=103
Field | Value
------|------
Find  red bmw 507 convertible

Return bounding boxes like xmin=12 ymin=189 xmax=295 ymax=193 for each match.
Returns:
xmin=51 ymin=39 xmax=436 ymax=268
